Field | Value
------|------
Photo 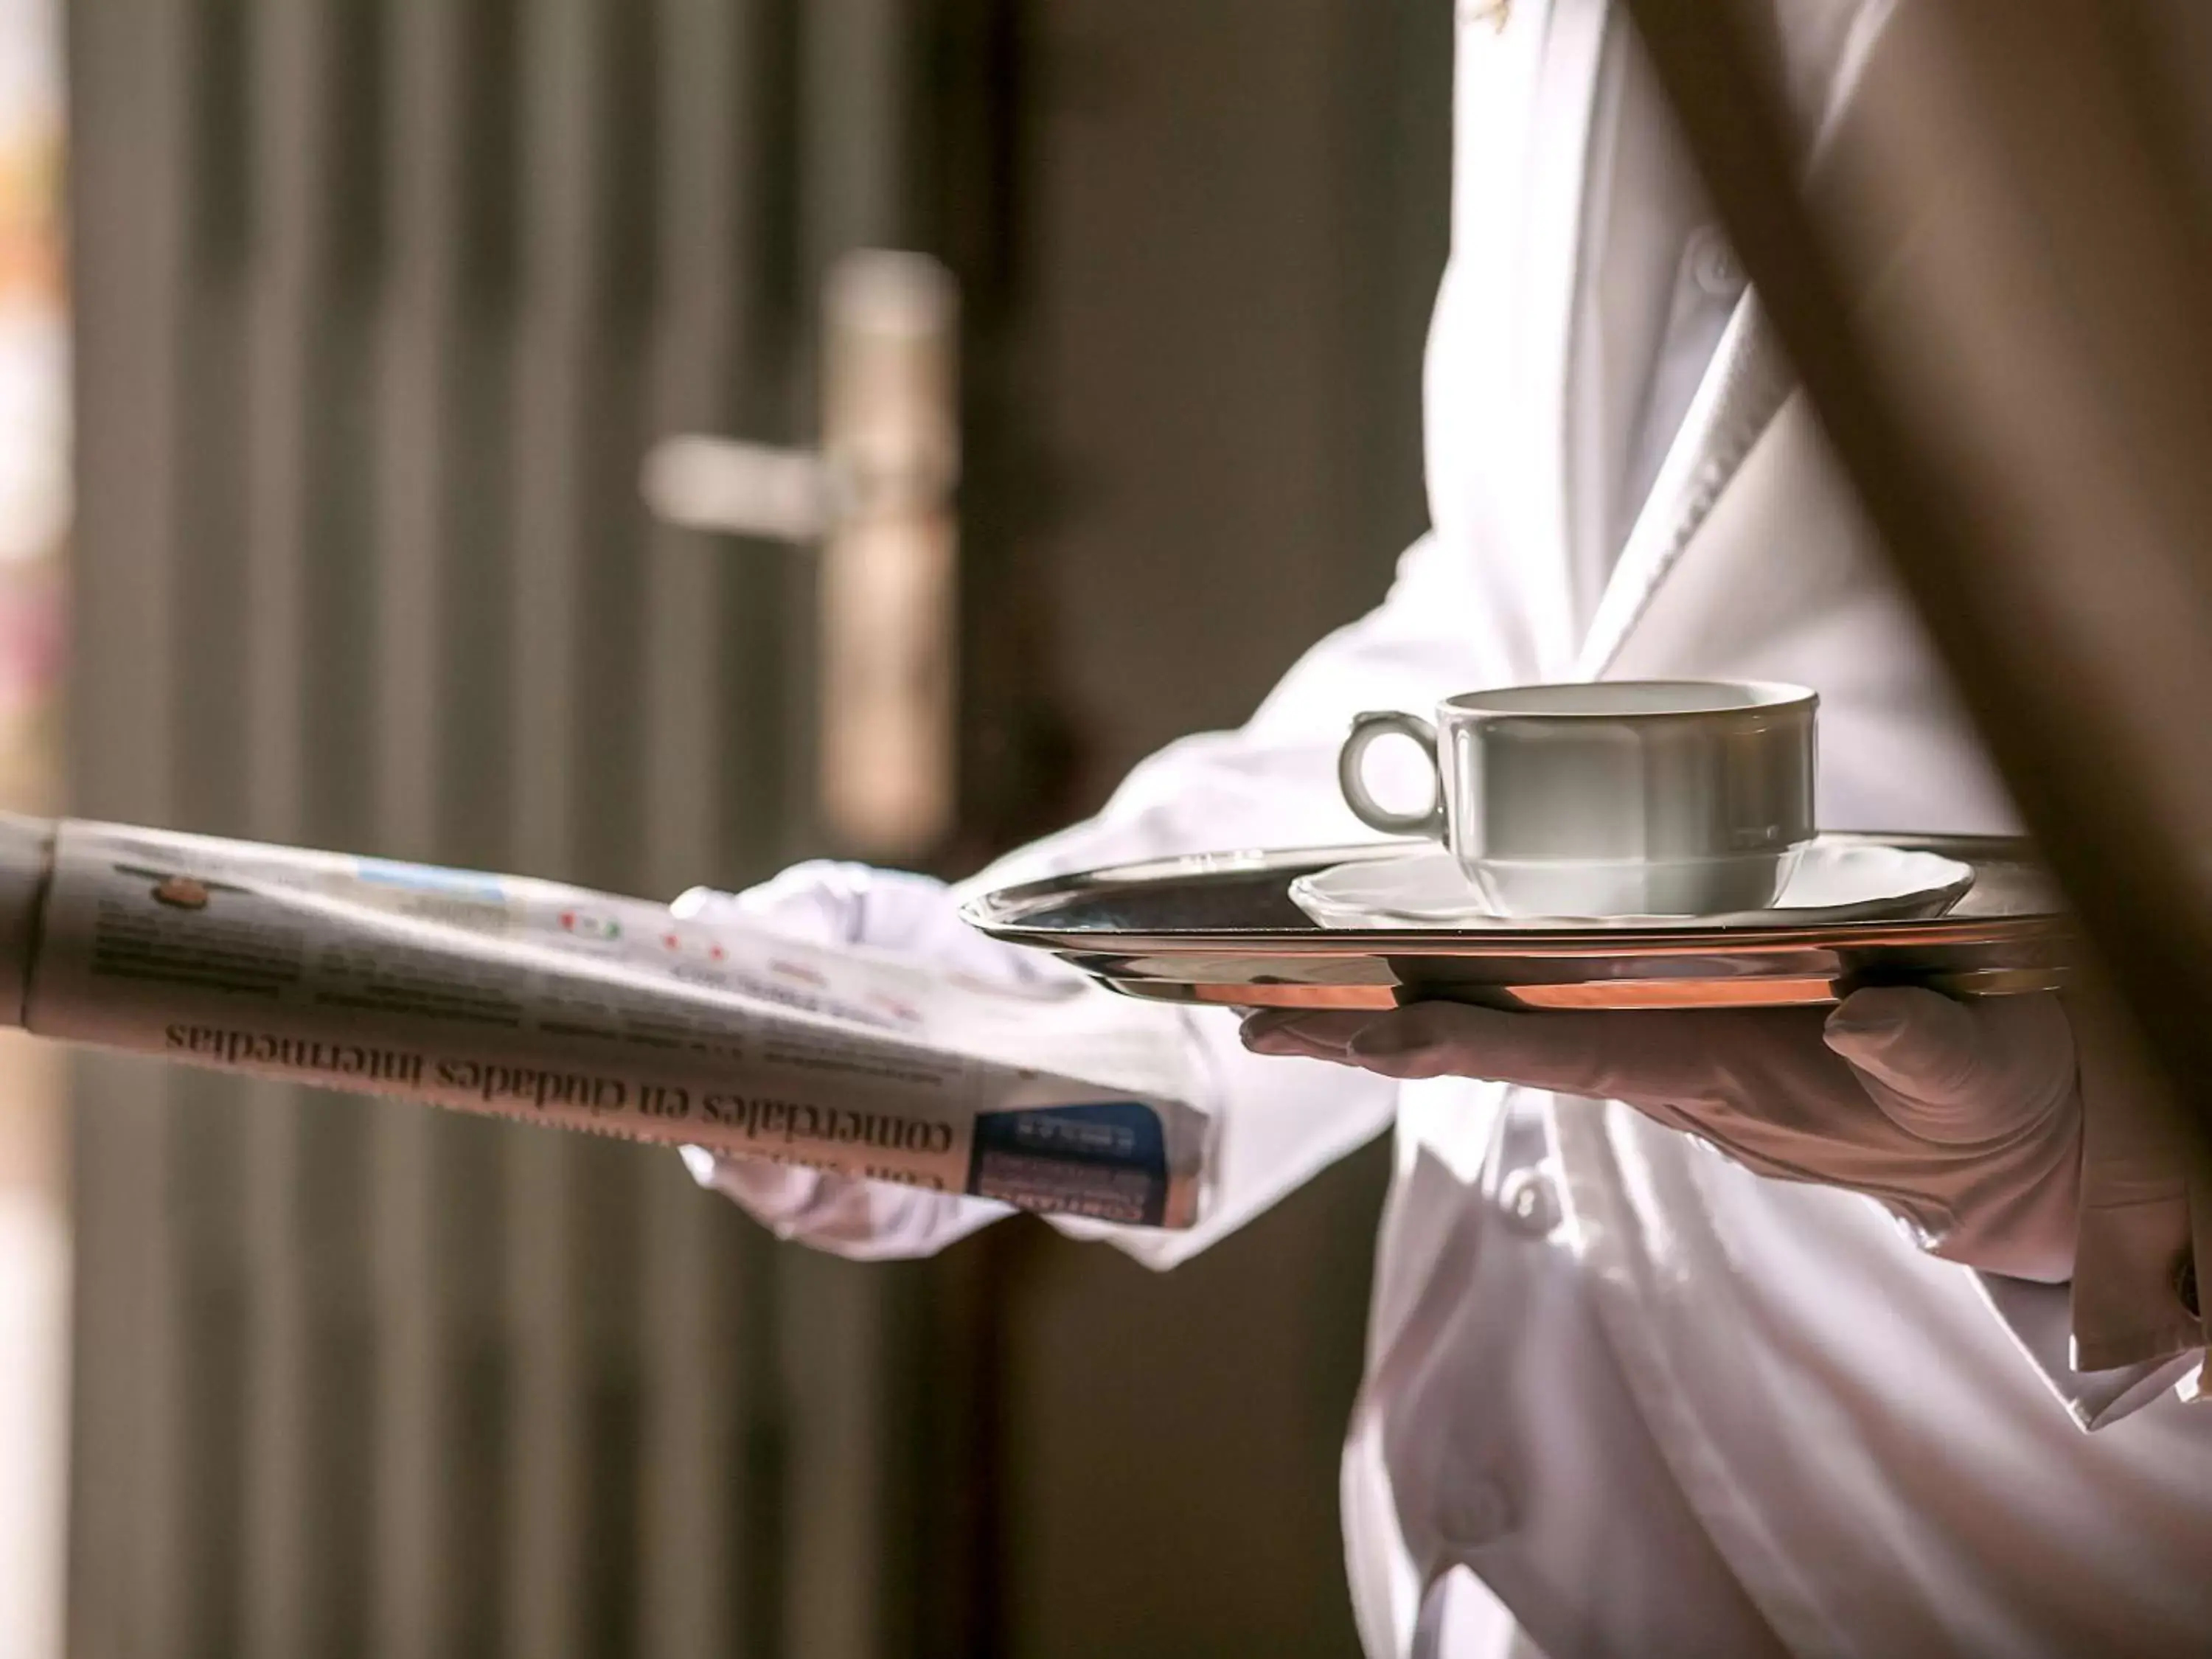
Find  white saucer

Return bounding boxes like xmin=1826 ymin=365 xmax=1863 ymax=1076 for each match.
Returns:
xmin=1288 ymin=838 xmax=1976 ymax=930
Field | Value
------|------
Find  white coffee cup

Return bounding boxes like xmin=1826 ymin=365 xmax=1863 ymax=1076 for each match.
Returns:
xmin=1337 ymin=680 xmax=1818 ymax=917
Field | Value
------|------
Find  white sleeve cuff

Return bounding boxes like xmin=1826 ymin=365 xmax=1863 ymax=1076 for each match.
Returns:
xmin=2062 ymin=984 xmax=2211 ymax=1374
xmin=682 ymin=1146 xmax=1012 ymax=1261
xmin=2069 ymin=1177 xmax=2204 ymax=1372
xmin=1975 ymin=1270 xmax=2201 ymax=1430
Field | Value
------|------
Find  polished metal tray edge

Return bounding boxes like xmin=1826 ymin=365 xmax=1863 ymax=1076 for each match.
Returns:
xmin=961 ymin=834 xmax=2073 ymax=1012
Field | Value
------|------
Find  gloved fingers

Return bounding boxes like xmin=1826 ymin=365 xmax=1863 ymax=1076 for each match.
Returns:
xmin=1823 ymin=987 xmax=1982 ymax=1099
xmin=678 ymin=860 xmax=963 ymax=953
xmin=773 ymin=863 xmax=1070 ymax=987
xmin=1246 ymin=1000 xmax=1708 ymax=1099
xmin=681 ymin=1144 xmax=829 ymax=1222
xmin=1823 ymin=987 xmax=2074 ymax=1144
xmin=1242 ymin=1006 xmax=1581 ymax=1073
xmin=674 ymin=861 xmax=1058 ymax=989
xmin=1240 ymin=1009 xmax=1379 ymax=1058
xmin=684 ymin=1145 xmax=1008 ymax=1260
xmin=669 ymin=886 xmax=724 ymax=919
xmin=673 ymin=859 xmax=878 ymax=945
xmin=1338 ymin=1001 xmax=1648 ymax=1092
xmin=1246 ymin=1001 xmax=1808 ymax=1103
xmin=1245 ymin=1002 xmax=1878 ymax=1163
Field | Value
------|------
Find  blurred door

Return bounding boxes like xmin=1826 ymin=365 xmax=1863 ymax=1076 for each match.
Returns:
xmin=66 ymin=2 xmax=998 ymax=1657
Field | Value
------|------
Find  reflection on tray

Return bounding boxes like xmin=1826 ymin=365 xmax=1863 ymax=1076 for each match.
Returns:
xmin=964 ymin=835 xmax=2071 ymax=1013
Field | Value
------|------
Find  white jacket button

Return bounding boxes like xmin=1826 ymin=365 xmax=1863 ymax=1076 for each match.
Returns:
xmin=1439 ymin=1475 xmax=1517 ymax=1552
xmin=1688 ymin=226 xmax=1745 ymax=298
xmin=1498 ymin=1165 xmax=1561 ymax=1237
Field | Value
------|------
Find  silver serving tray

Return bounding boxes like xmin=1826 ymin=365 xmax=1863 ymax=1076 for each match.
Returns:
xmin=962 ymin=833 xmax=2070 ymax=1012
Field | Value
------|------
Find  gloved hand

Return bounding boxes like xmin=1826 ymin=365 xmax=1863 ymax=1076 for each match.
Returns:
xmin=672 ymin=860 xmax=1064 ymax=1260
xmin=1244 ymin=987 xmax=2084 ymax=1282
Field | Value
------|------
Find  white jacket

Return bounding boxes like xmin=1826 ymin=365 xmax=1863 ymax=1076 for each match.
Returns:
xmin=712 ymin=3 xmax=2212 ymax=1653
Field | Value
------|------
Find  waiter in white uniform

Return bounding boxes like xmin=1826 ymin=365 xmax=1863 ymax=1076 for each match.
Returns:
xmin=678 ymin=1 xmax=2212 ymax=1652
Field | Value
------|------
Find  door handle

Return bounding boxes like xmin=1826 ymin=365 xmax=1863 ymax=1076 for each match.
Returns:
xmin=642 ymin=250 xmax=959 ymax=859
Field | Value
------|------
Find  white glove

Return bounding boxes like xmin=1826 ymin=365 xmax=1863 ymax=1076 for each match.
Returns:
xmin=1244 ymin=987 xmax=2083 ymax=1282
xmin=672 ymin=860 xmax=1063 ymax=1260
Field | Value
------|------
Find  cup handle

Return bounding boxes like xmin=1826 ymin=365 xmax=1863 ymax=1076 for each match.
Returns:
xmin=1339 ymin=711 xmax=1447 ymax=839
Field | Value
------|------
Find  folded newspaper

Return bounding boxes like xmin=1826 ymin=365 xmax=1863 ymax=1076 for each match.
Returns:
xmin=0 ymin=814 xmax=1209 ymax=1228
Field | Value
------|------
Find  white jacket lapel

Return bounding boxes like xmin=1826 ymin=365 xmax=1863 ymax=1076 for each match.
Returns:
xmin=1575 ymin=295 xmax=1794 ymax=678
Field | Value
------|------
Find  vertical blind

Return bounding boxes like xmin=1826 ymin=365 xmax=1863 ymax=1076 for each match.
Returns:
xmin=66 ymin=1 xmax=973 ymax=1655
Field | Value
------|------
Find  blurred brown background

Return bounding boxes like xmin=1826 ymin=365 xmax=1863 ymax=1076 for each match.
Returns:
xmin=58 ymin=2 xmax=1448 ymax=1656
